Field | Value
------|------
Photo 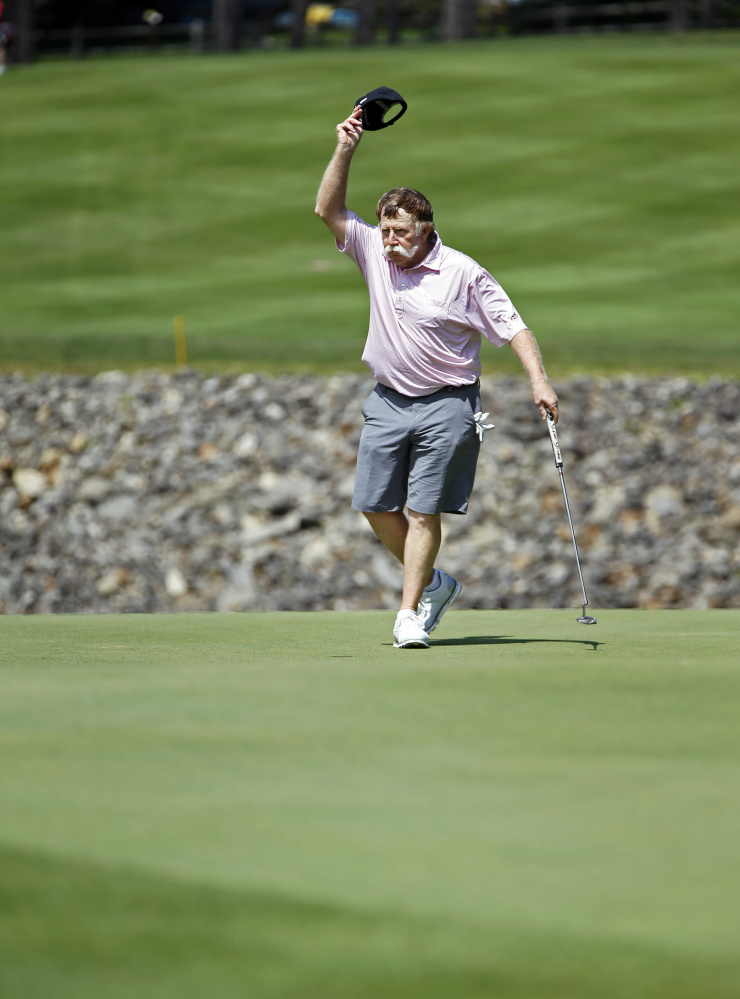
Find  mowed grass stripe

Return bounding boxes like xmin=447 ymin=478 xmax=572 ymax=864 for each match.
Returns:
xmin=2 ymin=844 xmax=739 ymax=999
xmin=3 ymin=35 xmax=740 ymax=374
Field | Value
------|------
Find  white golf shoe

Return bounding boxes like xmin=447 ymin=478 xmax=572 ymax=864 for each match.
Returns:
xmin=417 ymin=570 xmax=462 ymax=634
xmin=393 ymin=610 xmax=430 ymax=649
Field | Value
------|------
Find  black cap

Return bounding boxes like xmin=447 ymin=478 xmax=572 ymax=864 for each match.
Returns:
xmin=354 ymin=87 xmax=407 ymax=131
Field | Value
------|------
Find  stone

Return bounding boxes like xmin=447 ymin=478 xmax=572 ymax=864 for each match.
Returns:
xmin=38 ymin=447 xmax=64 ymax=472
xmin=165 ymin=567 xmax=188 ymax=598
xmin=371 ymin=553 xmax=402 ymax=593
xmin=96 ymin=569 xmax=127 ymax=597
xmin=241 ymin=512 xmax=302 ymax=546
xmin=263 ymin=402 xmax=286 ymax=422
xmin=198 ymin=443 xmax=220 ymax=462
xmin=545 ymin=563 xmax=571 ymax=586
xmin=97 ymin=495 xmax=139 ymax=521
xmin=68 ymin=432 xmax=88 ymax=454
xmin=645 ymin=485 xmax=684 ymax=518
xmin=589 ymin=485 xmax=627 ymax=524
xmin=0 ymin=372 xmax=737 ymax=614
xmin=12 ymin=468 xmax=46 ymax=501
xmin=234 ymin=432 xmax=258 ymax=459
xmin=77 ymin=477 xmax=112 ymax=503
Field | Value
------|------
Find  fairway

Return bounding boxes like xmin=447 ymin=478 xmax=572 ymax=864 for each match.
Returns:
xmin=2 ymin=610 xmax=739 ymax=997
xmin=3 ymin=34 xmax=740 ymax=375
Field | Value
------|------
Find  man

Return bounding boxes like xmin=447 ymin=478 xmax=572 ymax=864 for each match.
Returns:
xmin=315 ymin=106 xmax=559 ymax=649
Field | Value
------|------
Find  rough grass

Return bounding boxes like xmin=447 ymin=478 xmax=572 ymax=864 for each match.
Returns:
xmin=3 ymin=34 xmax=740 ymax=375
xmin=1 ymin=610 xmax=739 ymax=997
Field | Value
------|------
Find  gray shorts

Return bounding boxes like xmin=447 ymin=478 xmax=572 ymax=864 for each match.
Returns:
xmin=352 ymin=381 xmax=482 ymax=516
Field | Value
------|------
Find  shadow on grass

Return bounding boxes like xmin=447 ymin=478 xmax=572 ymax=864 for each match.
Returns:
xmin=431 ymin=636 xmax=603 ymax=652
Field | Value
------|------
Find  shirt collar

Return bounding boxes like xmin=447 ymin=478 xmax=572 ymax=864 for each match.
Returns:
xmin=407 ymin=231 xmax=443 ymax=272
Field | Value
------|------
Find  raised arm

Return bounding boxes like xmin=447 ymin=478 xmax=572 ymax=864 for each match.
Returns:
xmin=508 ymin=328 xmax=559 ymax=423
xmin=314 ymin=106 xmax=364 ymax=244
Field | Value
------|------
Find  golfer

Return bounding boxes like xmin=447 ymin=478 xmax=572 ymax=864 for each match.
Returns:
xmin=315 ymin=106 xmax=559 ymax=649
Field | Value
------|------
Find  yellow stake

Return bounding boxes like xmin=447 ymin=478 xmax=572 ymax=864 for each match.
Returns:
xmin=173 ymin=314 xmax=187 ymax=367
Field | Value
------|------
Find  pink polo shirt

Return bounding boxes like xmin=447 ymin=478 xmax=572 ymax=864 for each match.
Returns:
xmin=336 ymin=211 xmax=527 ymax=397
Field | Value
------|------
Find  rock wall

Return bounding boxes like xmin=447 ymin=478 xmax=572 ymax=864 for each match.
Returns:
xmin=1 ymin=371 xmax=738 ymax=614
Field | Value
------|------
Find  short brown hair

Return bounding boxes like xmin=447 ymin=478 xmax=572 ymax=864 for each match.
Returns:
xmin=375 ymin=188 xmax=435 ymax=230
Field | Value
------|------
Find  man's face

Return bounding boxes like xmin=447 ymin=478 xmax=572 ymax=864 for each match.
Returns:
xmin=380 ymin=209 xmax=430 ymax=268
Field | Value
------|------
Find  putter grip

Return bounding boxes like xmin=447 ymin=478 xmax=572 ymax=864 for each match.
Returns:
xmin=546 ymin=410 xmax=563 ymax=467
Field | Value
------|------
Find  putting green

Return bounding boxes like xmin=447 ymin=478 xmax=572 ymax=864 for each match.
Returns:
xmin=1 ymin=610 xmax=739 ymax=996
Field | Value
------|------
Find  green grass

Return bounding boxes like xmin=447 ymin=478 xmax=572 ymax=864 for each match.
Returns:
xmin=3 ymin=34 xmax=740 ymax=375
xmin=1 ymin=610 xmax=739 ymax=996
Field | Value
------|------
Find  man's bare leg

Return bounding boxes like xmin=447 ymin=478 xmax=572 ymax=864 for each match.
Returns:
xmin=363 ymin=511 xmax=408 ymax=564
xmin=363 ymin=509 xmax=439 ymax=612
xmin=402 ymin=510 xmax=441 ymax=611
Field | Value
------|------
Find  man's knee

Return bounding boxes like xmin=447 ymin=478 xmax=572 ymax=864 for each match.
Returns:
xmin=407 ymin=508 xmax=441 ymax=530
xmin=363 ymin=510 xmax=400 ymax=523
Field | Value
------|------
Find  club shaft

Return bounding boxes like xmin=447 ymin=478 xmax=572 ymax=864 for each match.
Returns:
xmin=557 ymin=467 xmax=589 ymax=608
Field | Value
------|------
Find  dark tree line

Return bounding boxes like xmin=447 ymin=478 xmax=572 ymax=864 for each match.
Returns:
xmin=284 ymin=0 xmax=477 ymax=48
xmin=211 ymin=0 xmax=718 ymax=49
xmin=4 ymin=0 xmax=729 ymax=65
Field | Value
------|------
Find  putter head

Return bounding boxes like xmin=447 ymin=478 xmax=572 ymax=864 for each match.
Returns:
xmin=577 ymin=604 xmax=596 ymax=625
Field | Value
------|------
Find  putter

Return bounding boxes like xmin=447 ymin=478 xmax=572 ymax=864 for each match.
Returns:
xmin=545 ymin=409 xmax=597 ymax=625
